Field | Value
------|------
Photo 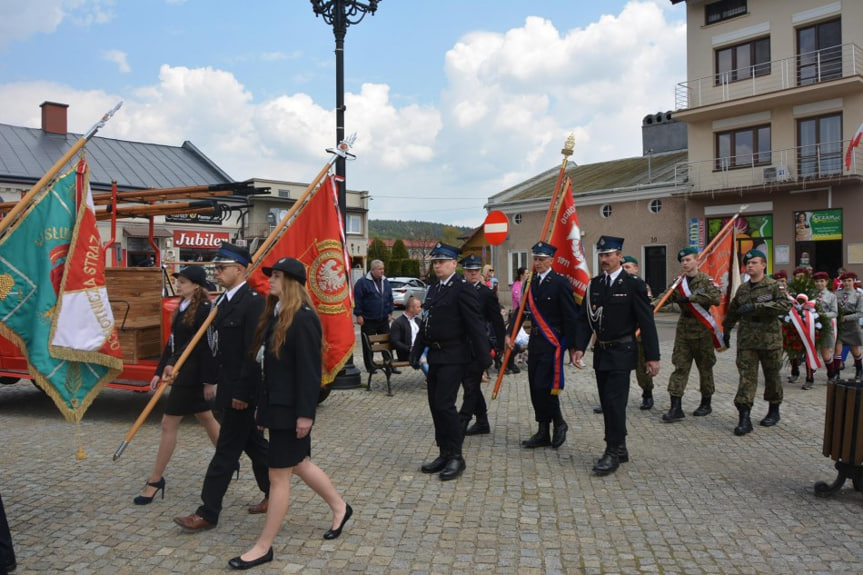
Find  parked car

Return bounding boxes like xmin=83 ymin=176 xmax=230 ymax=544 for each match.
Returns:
xmin=390 ymin=277 xmax=428 ymax=308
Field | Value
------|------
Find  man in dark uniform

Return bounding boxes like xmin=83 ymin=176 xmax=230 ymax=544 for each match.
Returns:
xmin=410 ymin=242 xmax=491 ymax=481
xmin=174 ymin=242 xmax=270 ymax=531
xmin=0 ymin=492 xmax=15 ymax=574
xmin=511 ymin=241 xmax=579 ymax=450
xmin=458 ymin=254 xmax=506 ymax=436
xmin=574 ymin=236 xmax=660 ymax=476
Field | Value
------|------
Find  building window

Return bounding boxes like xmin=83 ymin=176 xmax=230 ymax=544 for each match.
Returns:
xmin=346 ymin=213 xmax=362 ymax=235
xmin=797 ymin=18 xmax=842 ymax=86
xmin=798 ymin=113 xmax=842 ymax=178
xmin=715 ymin=37 xmax=770 ymax=85
xmin=648 ymin=199 xmax=662 ymax=214
xmin=715 ymin=125 xmax=771 ymax=170
xmin=277 ymin=188 xmax=290 ymax=198
xmin=706 ymin=0 xmax=747 ymax=25
xmin=509 ymin=250 xmax=528 ymax=284
xmin=513 ymin=213 xmax=523 ymax=224
xmin=600 ymin=204 xmax=612 ymax=218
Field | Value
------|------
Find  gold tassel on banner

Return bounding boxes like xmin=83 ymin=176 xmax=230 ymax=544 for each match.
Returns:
xmin=76 ymin=420 xmax=88 ymax=460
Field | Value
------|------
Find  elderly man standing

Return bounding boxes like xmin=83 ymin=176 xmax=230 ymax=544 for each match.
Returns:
xmin=722 ymin=249 xmax=791 ymax=436
xmin=354 ymin=259 xmax=394 ymax=373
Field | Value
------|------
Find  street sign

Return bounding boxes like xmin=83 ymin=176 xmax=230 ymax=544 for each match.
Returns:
xmin=483 ymin=211 xmax=509 ymax=245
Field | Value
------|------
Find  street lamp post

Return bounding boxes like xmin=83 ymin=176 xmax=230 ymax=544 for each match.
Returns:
xmin=310 ymin=0 xmax=380 ymax=389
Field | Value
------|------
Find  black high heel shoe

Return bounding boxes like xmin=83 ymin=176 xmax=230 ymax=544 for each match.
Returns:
xmin=133 ymin=477 xmax=165 ymax=505
xmin=323 ymin=503 xmax=353 ymax=540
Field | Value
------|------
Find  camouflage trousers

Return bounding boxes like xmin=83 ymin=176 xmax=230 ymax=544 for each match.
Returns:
xmin=635 ymin=339 xmax=653 ymax=393
xmin=667 ymin=330 xmax=716 ymax=397
xmin=734 ymin=348 xmax=784 ymax=408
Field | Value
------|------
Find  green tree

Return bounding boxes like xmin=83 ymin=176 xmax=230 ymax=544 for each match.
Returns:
xmin=367 ymin=237 xmax=390 ymax=271
xmin=391 ymin=239 xmax=409 ymax=260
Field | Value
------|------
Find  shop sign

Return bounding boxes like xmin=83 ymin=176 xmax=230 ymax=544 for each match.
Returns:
xmin=794 ymin=209 xmax=842 ymax=241
xmin=688 ymin=218 xmax=704 ymax=248
xmin=173 ymin=230 xmax=230 ymax=249
xmin=166 ymin=212 xmax=223 ymax=224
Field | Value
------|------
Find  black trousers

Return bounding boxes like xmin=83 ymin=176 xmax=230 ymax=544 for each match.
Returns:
xmin=459 ymin=361 xmax=487 ymax=421
xmin=361 ymin=318 xmax=390 ymax=372
xmin=596 ymin=369 xmax=631 ymax=447
xmin=527 ymin=350 xmax=563 ymax=423
xmin=427 ymin=362 xmax=467 ymax=455
xmin=0 ymin=493 xmax=14 ymax=573
xmin=196 ymin=407 xmax=269 ymax=524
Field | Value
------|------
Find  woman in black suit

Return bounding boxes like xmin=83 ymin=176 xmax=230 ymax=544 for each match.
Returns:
xmin=134 ymin=265 xmax=220 ymax=504
xmin=228 ymin=257 xmax=351 ymax=571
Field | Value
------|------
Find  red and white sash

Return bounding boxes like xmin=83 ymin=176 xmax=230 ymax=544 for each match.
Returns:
xmin=678 ymin=279 xmax=724 ymax=349
xmin=789 ymin=294 xmax=822 ymax=369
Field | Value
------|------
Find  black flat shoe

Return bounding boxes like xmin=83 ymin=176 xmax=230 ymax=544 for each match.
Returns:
xmin=323 ymin=503 xmax=353 ymax=540
xmin=228 ymin=548 xmax=273 ymax=570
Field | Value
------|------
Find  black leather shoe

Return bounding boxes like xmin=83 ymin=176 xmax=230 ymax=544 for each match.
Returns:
xmin=521 ymin=425 xmax=552 ymax=448
xmin=465 ymin=421 xmax=490 ymax=435
xmin=439 ymin=456 xmax=466 ymax=481
xmin=551 ymin=421 xmax=568 ymax=448
xmin=617 ymin=445 xmax=629 ymax=463
xmin=592 ymin=406 xmax=603 ymax=414
xmin=592 ymin=450 xmax=620 ymax=476
xmin=421 ymin=455 xmax=448 ymax=474
xmin=323 ymin=503 xmax=353 ymax=539
xmin=5 ymin=560 xmax=16 ymax=573
xmin=506 ymin=365 xmax=521 ymax=374
xmin=228 ymin=548 xmax=273 ymax=570
xmin=639 ymin=395 xmax=654 ymax=410
xmin=391 ymin=368 xmax=402 ymax=374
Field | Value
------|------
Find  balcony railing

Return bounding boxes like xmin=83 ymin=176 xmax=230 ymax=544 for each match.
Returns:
xmin=679 ymin=139 xmax=863 ymax=193
xmin=676 ymin=43 xmax=863 ymax=110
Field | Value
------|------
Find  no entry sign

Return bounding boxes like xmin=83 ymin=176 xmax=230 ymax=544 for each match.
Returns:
xmin=483 ymin=211 xmax=509 ymax=245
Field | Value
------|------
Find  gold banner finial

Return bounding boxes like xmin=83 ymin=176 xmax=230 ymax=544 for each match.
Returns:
xmin=561 ymin=133 xmax=575 ymax=157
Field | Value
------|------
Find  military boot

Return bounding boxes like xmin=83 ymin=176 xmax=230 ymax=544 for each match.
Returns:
xmin=640 ymin=391 xmax=654 ymax=410
xmin=733 ymin=405 xmax=753 ymax=436
xmin=465 ymin=414 xmax=491 ymax=436
xmin=788 ymin=359 xmax=800 ymax=383
xmin=760 ymin=403 xmax=781 ymax=427
xmin=692 ymin=395 xmax=712 ymax=416
xmin=592 ymin=446 xmax=620 ymax=476
xmin=521 ymin=422 xmax=551 ymax=448
xmin=662 ymin=396 xmax=685 ymax=422
xmin=551 ymin=418 xmax=568 ymax=448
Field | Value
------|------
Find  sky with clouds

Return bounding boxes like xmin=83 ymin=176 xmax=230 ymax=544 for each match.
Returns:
xmin=0 ymin=0 xmax=686 ymax=227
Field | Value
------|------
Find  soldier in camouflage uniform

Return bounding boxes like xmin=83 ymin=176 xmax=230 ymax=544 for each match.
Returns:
xmin=722 ymin=249 xmax=791 ymax=436
xmin=662 ymin=247 xmax=722 ymax=422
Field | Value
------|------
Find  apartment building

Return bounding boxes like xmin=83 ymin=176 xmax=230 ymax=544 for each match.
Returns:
xmin=673 ymin=0 xmax=863 ymax=276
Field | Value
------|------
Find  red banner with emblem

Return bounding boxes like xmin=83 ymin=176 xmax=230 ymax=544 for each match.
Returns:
xmin=247 ymin=176 xmax=354 ymax=384
xmin=549 ymin=178 xmax=590 ymax=305
xmin=697 ymin=225 xmax=739 ymax=349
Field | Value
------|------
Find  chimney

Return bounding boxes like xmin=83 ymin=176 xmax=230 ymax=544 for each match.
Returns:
xmin=40 ymin=101 xmax=69 ymax=135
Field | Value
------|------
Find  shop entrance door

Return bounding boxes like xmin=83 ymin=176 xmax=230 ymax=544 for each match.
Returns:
xmin=644 ymin=246 xmax=667 ymax=297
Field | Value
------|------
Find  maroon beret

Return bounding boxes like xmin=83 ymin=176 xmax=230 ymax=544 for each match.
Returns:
xmin=840 ymin=272 xmax=858 ymax=281
xmin=812 ymin=271 xmax=830 ymax=281
xmin=772 ymin=270 xmax=787 ymax=280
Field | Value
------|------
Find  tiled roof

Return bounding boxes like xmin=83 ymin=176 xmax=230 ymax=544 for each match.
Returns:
xmin=0 ymin=124 xmax=232 ymax=191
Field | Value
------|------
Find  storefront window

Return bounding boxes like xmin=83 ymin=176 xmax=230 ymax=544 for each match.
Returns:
xmin=707 ymin=214 xmax=773 ymax=274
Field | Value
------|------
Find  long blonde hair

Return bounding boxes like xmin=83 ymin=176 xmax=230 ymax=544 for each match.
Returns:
xmin=253 ymin=276 xmax=318 ymax=359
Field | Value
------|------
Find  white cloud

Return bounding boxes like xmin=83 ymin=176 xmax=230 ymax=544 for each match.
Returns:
xmin=103 ymin=49 xmax=130 ymax=73
xmin=0 ymin=0 xmax=114 ymax=48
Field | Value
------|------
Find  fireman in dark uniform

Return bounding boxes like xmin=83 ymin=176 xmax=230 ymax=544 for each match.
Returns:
xmin=410 ymin=242 xmax=491 ymax=481
xmin=458 ymin=254 xmax=506 ymax=435
xmin=573 ymin=236 xmax=661 ymax=476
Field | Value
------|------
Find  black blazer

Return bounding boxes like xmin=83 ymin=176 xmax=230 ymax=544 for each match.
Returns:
xmin=473 ymin=281 xmax=506 ymax=352
xmin=389 ymin=314 xmax=419 ymax=361
xmin=212 ymin=283 xmax=265 ymax=409
xmin=155 ymin=299 xmax=217 ymax=388
xmin=256 ymin=305 xmax=322 ymax=430
xmin=525 ymin=270 xmax=579 ymax=355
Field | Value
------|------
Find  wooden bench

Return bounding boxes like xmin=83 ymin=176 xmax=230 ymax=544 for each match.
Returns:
xmin=361 ymin=332 xmax=411 ymax=396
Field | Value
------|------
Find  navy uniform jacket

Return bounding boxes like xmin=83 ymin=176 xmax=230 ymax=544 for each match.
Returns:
xmin=212 ymin=283 xmax=265 ymax=409
xmin=256 ymin=305 xmax=322 ymax=430
xmin=575 ymin=270 xmax=660 ymax=371
xmin=525 ymin=270 xmax=579 ymax=355
xmin=389 ymin=314 xmax=419 ymax=361
xmin=155 ymin=299 xmax=217 ymax=388
xmin=412 ymin=274 xmax=491 ymax=367
xmin=474 ymin=281 xmax=506 ymax=353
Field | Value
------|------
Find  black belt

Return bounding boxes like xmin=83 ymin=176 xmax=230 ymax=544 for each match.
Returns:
xmin=427 ymin=338 xmax=462 ymax=350
xmin=595 ymin=336 xmax=634 ymax=350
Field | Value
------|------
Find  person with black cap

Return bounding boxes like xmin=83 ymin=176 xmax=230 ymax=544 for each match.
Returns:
xmin=660 ymin=246 xmax=721 ymax=422
xmin=134 ymin=264 xmax=220 ymax=505
xmin=509 ymin=241 xmax=579 ymax=450
xmin=458 ymin=254 xmax=506 ymax=436
xmin=410 ymin=242 xmax=491 ymax=481
xmin=573 ymin=236 xmax=660 ymax=476
xmin=174 ymin=242 xmax=270 ymax=532
xmin=228 ymin=257 xmax=351 ymax=570
xmin=722 ymin=249 xmax=790 ymax=436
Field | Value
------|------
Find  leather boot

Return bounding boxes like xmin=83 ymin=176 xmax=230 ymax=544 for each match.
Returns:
xmin=521 ymin=422 xmax=551 ymax=448
xmin=551 ymin=419 xmax=568 ymax=448
xmin=439 ymin=454 xmax=466 ymax=481
xmin=692 ymin=395 xmax=712 ymax=416
xmin=640 ymin=391 xmax=654 ymax=410
xmin=421 ymin=451 xmax=449 ymax=474
xmin=662 ymin=396 xmax=685 ymax=422
xmin=592 ymin=447 xmax=620 ymax=476
xmin=733 ymin=405 xmax=753 ymax=436
xmin=760 ymin=403 xmax=781 ymax=427
xmin=465 ymin=414 xmax=491 ymax=436
xmin=855 ymin=359 xmax=863 ymax=380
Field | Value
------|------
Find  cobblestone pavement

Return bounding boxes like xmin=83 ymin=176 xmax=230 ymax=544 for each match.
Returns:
xmin=1 ymin=318 xmax=862 ymax=574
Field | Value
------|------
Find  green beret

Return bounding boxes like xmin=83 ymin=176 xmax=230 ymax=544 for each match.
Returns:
xmin=677 ymin=246 xmax=698 ymax=261
xmin=622 ymin=255 xmax=638 ymax=265
xmin=743 ymin=249 xmax=767 ymax=264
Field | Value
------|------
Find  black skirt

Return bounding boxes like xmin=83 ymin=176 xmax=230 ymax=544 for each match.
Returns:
xmin=164 ymin=384 xmax=211 ymax=416
xmin=268 ymin=428 xmax=312 ymax=468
